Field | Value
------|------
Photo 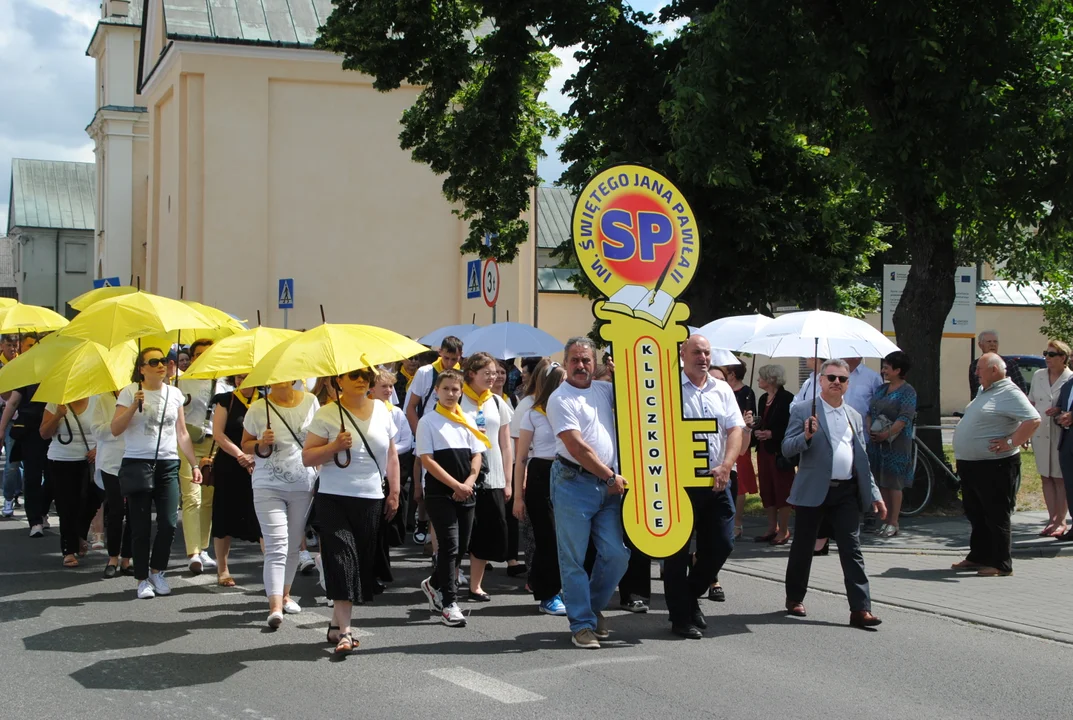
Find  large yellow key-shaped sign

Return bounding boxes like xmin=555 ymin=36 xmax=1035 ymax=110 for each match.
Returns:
xmin=572 ymin=164 xmax=713 ymax=558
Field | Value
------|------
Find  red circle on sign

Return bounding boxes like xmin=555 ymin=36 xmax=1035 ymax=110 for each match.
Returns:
xmin=599 ymin=191 xmax=680 ymax=286
xmin=482 ymin=259 xmax=500 ymax=308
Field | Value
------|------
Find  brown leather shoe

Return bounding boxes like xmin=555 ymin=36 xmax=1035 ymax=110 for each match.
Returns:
xmin=950 ymin=558 xmax=983 ymax=570
xmin=785 ymin=600 xmax=806 ymax=617
xmin=849 ymin=610 xmax=882 ymax=629
xmin=976 ymin=567 xmax=1013 ymax=577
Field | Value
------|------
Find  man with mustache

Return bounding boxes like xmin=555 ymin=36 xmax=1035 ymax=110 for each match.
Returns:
xmin=547 ymin=337 xmax=629 ymax=649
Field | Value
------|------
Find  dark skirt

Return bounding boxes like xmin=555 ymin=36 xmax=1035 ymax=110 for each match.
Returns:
xmin=316 ymin=493 xmax=382 ymax=603
xmin=469 ymin=487 xmax=508 ymax=562
xmin=211 ymin=456 xmax=261 ymax=542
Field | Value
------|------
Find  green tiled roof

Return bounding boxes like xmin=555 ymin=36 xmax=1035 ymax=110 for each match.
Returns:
xmin=536 ymin=186 xmax=574 ymax=250
xmin=8 ymin=160 xmax=96 ymax=232
xmin=537 ymin=268 xmax=578 ymax=293
xmin=977 ymin=280 xmax=1044 ymax=307
xmin=161 ymin=0 xmax=335 ymax=47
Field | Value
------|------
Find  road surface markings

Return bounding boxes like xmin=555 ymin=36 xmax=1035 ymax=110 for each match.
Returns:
xmin=427 ymin=667 xmax=544 ymax=704
xmin=515 ymin=655 xmax=661 ymax=675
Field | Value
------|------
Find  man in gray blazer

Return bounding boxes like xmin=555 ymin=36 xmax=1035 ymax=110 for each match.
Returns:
xmin=782 ymin=359 xmax=887 ymax=628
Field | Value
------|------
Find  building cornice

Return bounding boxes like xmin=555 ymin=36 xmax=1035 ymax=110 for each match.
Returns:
xmin=86 ymin=106 xmax=150 ymax=140
xmin=87 ymin=18 xmax=141 ymax=58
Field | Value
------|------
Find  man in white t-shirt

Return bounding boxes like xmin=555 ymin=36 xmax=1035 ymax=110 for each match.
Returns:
xmin=547 ymin=337 xmax=630 ymax=650
xmin=404 ymin=336 xmax=463 ymax=546
xmin=664 ymin=335 xmax=745 ymax=640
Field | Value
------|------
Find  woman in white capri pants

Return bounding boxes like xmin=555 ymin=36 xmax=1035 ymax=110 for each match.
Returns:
xmin=241 ymin=381 xmax=320 ymax=629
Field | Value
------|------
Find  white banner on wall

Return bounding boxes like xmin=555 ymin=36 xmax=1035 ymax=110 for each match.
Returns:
xmin=882 ymin=264 xmax=977 ymax=339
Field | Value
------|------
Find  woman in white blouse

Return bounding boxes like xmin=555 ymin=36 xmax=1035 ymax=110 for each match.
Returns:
xmin=242 ymin=380 xmax=320 ymax=628
xmin=93 ymin=391 xmax=131 ymax=577
xmin=459 ymin=352 xmax=514 ymax=602
xmin=1029 ymin=339 xmax=1073 ymax=537
xmin=303 ymin=367 xmax=400 ymax=654
xmin=40 ymin=396 xmax=97 ymax=568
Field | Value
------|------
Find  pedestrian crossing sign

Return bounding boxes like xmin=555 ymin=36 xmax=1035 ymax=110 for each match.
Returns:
xmin=93 ymin=276 xmax=122 ymax=289
xmin=278 ymin=278 xmax=294 ymax=309
xmin=466 ymin=260 xmax=481 ymax=299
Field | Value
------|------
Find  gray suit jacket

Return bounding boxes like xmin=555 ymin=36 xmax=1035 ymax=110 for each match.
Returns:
xmin=782 ymin=399 xmax=881 ymax=510
xmin=1058 ymin=379 xmax=1073 ymax=455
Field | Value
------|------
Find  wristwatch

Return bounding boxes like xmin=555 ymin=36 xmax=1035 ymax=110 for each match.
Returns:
xmin=1005 ymin=437 xmax=1014 ymax=447
xmin=604 ymin=475 xmax=617 ymax=487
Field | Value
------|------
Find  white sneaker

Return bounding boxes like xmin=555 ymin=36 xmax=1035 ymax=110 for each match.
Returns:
xmin=199 ymin=551 xmax=217 ymax=569
xmin=314 ymin=554 xmax=326 ymax=592
xmin=282 ymin=598 xmax=302 ymax=614
xmin=137 ymin=580 xmax=156 ymax=599
xmin=298 ymin=550 xmax=315 ymax=574
xmin=29 ymin=525 xmax=43 ymax=538
xmin=1 ymin=500 xmax=13 ymax=517
xmin=421 ymin=576 xmax=443 ymax=613
xmin=457 ymin=567 xmax=467 ymax=586
xmin=267 ymin=611 xmax=283 ymax=629
xmin=188 ymin=556 xmax=203 ymax=575
xmin=305 ymin=529 xmax=318 ymax=548
xmin=148 ymin=572 xmax=171 ymax=596
xmin=441 ymin=603 xmax=466 ymax=627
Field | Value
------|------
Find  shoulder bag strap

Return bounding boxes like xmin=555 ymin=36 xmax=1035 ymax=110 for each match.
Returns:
xmin=267 ymin=399 xmax=303 ymax=446
xmin=337 ymin=404 xmax=383 ymax=480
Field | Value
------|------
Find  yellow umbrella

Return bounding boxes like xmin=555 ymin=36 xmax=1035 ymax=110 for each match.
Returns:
xmin=0 ymin=335 xmax=113 ymax=394
xmin=142 ymin=301 xmax=248 ymax=350
xmin=31 ymin=340 xmax=138 ymax=405
xmin=68 ymin=286 xmax=138 ymax=311
xmin=56 ymin=291 xmax=215 ymax=348
xmin=0 ymin=303 xmax=69 ymax=333
xmin=0 ymin=298 xmax=17 ymax=308
xmin=181 ymin=326 xmax=300 ymax=380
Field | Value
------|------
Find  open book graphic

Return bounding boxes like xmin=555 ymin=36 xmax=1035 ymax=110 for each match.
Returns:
xmin=603 ymin=285 xmax=675 ymax=327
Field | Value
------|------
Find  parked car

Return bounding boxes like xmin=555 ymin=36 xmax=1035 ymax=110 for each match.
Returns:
xmin=1004 ymin=354 xmax=1046 ymax=388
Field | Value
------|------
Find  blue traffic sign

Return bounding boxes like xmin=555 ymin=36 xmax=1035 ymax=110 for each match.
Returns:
xmin=93 ymin=277 xmax=122 ymax=289
xmin=278 ymin=278 xmax=294 ymax=309
xmin=466 ymin=260 xmax=481 ymax=299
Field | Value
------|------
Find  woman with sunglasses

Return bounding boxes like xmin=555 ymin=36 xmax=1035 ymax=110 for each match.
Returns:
xmin=459 ymin=353 xmax=514 ymax=601
xmin=40 ymin=396 xmax=98 ymax=568
xmin=209 ymin=375 xmax=263 ymax=588
xmin=417 ymin=370 xmax=489 ymax=626
xmin=243 ymin=379 xmax=320 ymax=627
xmin=303 ymin=368 xmax=399 ymax=654
xmin=1029 ymin=340 xmax=1073 ymax=537
xmin=111 ymin=348 xmax=203 ymax=600
xmin=93 ymin=390 xmax=132 ymax=578
xmin=513 ymin=362 xmax=567 ymax=614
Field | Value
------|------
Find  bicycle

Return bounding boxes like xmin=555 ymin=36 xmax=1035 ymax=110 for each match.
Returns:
xmin=902 ymin=421 xmax=961 ymax=516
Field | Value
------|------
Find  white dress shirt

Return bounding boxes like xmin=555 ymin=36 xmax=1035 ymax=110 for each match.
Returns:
xmin=681 ymin=372 xmax=745 ymax=471
xmin=821 ymin=397 xmax=854 ymax=480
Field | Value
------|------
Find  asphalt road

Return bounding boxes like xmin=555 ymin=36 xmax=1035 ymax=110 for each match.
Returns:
xmin=1 ymin=513 xmax=1069 ymax=720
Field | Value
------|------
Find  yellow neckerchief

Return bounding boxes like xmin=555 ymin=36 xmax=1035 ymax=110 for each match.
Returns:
xmin=533 ymin=404 xmax=547 ymax=417
xmin=501 ymin=392 xmax=510 ymax=403
xmin=463 ymin=382 xmax=492 ymax=407
xmin=435 ymin=402 xmax=491 ymax=448
xmin=233 ymin=388 xmax=260 ymax=409
xmin=400 ymin=365 xmax=415 ymax=391
xmin=431 ymin=357 xmax=460 ymax=373
xmin=382 ymin=399 xmax=394 ymax=411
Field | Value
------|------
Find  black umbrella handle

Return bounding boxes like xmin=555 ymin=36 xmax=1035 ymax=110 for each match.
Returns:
xmin=334 ymin=386 xmax=351 ymax=468
xmin=256 ymin=389 xmax=273 ymax=457
xmin=255 ymin=443 xmax=274 ymax=458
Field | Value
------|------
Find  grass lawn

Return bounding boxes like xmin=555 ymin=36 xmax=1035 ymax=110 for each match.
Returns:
xmin=738 ymin=447 xmax=1046 ymax=516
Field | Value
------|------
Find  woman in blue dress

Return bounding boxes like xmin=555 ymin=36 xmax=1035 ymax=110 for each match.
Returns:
xmin=866 ymin=351 xmax=917 ymax=538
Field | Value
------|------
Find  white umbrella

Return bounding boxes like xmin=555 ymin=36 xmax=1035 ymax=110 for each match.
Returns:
xmin=709 ymin=347 xmax=739 ymax=366
xmin=696 ymin=314 xmax=774 ymax=351
xmin=739 ymin=310 xmax=900 ymax=414
xmin=417 ymin=323 xmax=479 ymax=348
xmin=461 ymin=322 xmax=562 ymax=359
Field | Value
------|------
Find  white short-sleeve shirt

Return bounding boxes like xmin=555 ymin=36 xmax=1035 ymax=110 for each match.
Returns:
xmin=460 ymin=393 xmax=512 ymax=489
xmin=243 ymin=393 xmax=320 ymax=492
xmin=307 ymin=400 xmax=395 ymax=499
xmin=92 ymin=392 xmax=125 ymax=475
xmin=680 ymin=373 xmax=746 ymax=470
xmin=510 ymin=395 xmax=535 ymax=439
xmin=116 ymin=384 xmax=183 ymax=461
xmin=404 ymin=364 xmax=440 ymax=420
xmin=389 ymin=403 xmax=414 ymax=454
xmin=177 ymin=377 xmax=223 ymax=436
xmin=45 ymin=399 xmax=97 ymax=462
xmin=519 ymin=407 xmax=557 ymax=459
xmin=547 ymin=380 xmax=616 ymax=469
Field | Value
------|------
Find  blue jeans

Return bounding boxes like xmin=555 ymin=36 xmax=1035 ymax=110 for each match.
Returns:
xmin=3 ymin=427 xmax=22 ymax=501
xmin=551 ymin=460 xmax=630 ymax=634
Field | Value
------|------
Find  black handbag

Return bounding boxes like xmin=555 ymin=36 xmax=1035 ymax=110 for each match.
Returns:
xmin=119 ymin=387 xmax=170 ymax=496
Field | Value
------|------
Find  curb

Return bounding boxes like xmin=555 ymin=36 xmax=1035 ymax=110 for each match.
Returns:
xmin=721 ymin=562 xmax=1073 ymax=646
xmin=856 ymin=543 xmax=1073 ymax=558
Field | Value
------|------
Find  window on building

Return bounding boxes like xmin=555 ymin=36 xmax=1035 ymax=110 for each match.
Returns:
xmin=65 ymin=242 xmax=89 ymax=274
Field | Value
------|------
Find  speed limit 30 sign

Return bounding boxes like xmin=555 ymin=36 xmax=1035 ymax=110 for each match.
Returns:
xmin=482 ymin=259 xmax=500 ymax=308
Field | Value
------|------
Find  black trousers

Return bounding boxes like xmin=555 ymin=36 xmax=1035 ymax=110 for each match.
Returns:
xmin=785 ymin=481 xmax=871 ymax=612
xmin=524 ymin=458 xmax=561 ymax=601
xmin=50 ymin=459 xmax=100 ymax=557
xmin=124 ymin=459 xmax=181 ymax=581
xmin=101 ymin=471 xmax=133 ymax=558
xmin=388 ymin=451 xmax=414 ymax=545
xmin=958 ymin=455 xmax=1020 ymax=573
xmin=316 ymin=493 xmax=382 ymax=603
xmin=664 ymin=484 xmax=736 ymax=625
xmin=618 ymin=531 xmax=651 ymax=601
xmin=20 ymin=439 xmax=51 ymax=528
xmin=426 ymin=495 xmax=475 ymax=606
xmin=505 ymin=493 xmax=521 ymax=562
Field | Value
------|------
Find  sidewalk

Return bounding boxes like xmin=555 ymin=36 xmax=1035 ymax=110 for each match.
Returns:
xmin=728 ymin=511 xmax=1073 ymax=644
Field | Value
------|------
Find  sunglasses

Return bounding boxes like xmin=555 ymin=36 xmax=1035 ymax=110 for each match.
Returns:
xmin=341 ymin=370 xmax=370 ymax=382
xmin=142 ymin=358 xmax=165 ymax=368
xmin=823 ymin=374 xmax=849 ymax=383
xmin=1044 ymin=351 xmax=1066 ymax=358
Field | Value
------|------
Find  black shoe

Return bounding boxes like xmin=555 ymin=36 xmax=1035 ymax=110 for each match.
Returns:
xmin=671 ymin=624 xmax=703 ymax=640
xmin=691 ymin=606 xmax=707 ymax=630
xmin=1056 ymin=530 xmax=1073 ymax=543
xmin=103 ymin=564 xmax=118 ymax=579
xmin=506 ymin=563 xmax=528 ymax=578
xmin=468 ymin=590 xmax=492 ymax=602
xmin=813 ymin=539 xmax=830 ymax=556
xmin=120 ymin=565 xmax=135 ymax=577
xmin=707 ymin=584 xmax=726 ymax=602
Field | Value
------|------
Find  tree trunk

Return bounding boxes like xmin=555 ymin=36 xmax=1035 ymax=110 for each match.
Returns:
xmin=892 ymin=204 xmax=958 ymax=505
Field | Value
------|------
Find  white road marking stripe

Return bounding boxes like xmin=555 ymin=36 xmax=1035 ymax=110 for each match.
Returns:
xmin=428 ymin=667 xmax=544 ymax=704
xmin=515 ymin=655 xmax=661 ymax=674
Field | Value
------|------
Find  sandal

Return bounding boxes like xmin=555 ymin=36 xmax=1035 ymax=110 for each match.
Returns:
xmin=734 ymin=526 xmax=743 ymax=539
xmin=334 ymin=631 xmax=357 ymax=655
xmin=770 ymin=534 xmax=791 ymax=546
xmin=326 ymin=624 xmax=341 ymax=644
xmin=878 ymin=525 xmax=899 ymax=538
xmin=217 ymin=575 xmax=237 ymax=587
xmin=754 ymin=531 xmax=777 ymax=543
xmin=62 ymin=554 xmax=79 ymax=568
